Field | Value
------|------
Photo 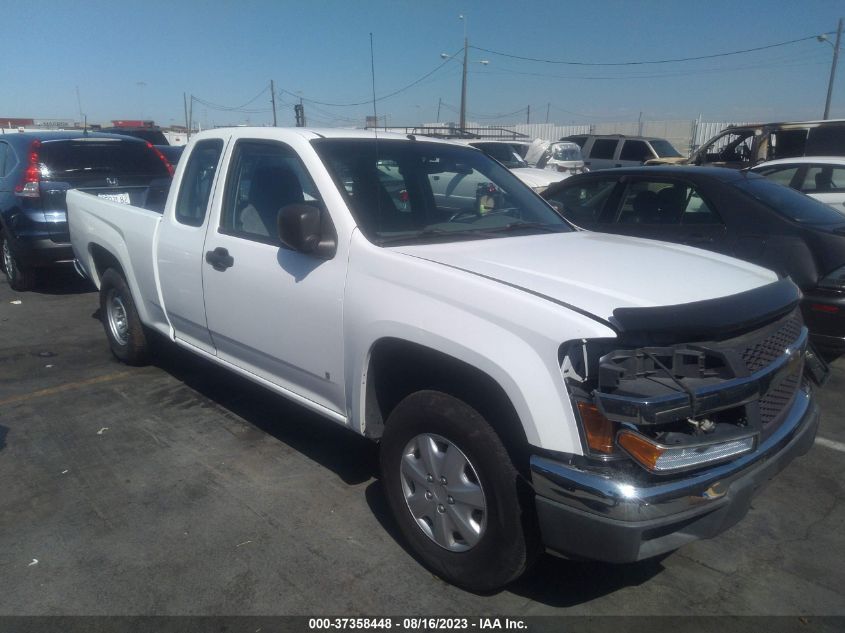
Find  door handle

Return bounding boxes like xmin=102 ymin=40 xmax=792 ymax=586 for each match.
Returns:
xmin=614 ymin=163 xmax=622 ymax=167
xmin=205 ymin=247 xmax=234 ymax=271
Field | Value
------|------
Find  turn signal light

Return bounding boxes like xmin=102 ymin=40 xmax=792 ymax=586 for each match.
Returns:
xmin=577 ymin=402 xmax=616 ymax=454
xmin=617 ymin=430 xmax=756 ymax=474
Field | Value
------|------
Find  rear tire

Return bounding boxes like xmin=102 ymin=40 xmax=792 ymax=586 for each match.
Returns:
xmin=99 ymin=268 xmax=149 ymax=366
xmin=380 ymin=390 xmax=540 ymax=592
xmin=1 ymin=233 xmax=35 ymax=291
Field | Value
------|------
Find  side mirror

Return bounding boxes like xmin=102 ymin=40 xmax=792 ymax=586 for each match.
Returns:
xmin=277 ymin=203 xmax=337 ymax=259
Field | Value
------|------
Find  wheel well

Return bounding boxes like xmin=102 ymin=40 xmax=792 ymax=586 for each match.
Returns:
xmin=364 ymin=338 xmax=530 ymax=470
xmin=89 ymin=244 xmax=125 ymax=284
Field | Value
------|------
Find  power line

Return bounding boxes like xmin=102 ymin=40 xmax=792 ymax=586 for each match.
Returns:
xmin=191 ymin=85 xmax=271 ymax=113
xmin=471 ymin=53 xmax=830 ymax=82
xmin=280 ymin=47 xmax=462 ymax=107
xmin=470 ymin=32 xmax=834 ymax=67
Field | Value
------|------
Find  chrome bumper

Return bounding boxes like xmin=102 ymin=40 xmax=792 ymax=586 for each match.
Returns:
xmin=531 ymin=384 xmax=819 ymax=561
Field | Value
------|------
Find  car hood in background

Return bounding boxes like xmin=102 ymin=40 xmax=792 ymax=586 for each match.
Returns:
xmin=391 ymin=231 xmax=778 ymax=323
xmin=644 ymin=157 xmax=689 ymax=166
xmin=510 ymin=167 xmax=568 ymax=189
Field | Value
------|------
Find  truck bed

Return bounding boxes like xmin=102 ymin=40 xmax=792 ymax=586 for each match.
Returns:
xmin=67 ymin=189 xmax=169 ymax=334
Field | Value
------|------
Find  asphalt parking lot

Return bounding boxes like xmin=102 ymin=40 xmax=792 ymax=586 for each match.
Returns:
xmin=1 ymin=269 xmax=844 ymax=618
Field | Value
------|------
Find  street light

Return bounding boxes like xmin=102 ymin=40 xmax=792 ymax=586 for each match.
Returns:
xmin=818 ymin=18 xmax=842 ymax=120
xmin=440 ymin=16 xmax=489 ymax=132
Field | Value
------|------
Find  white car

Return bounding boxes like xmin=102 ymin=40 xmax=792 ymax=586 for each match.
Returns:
xmin=751 ymin=157 xmax=845 ymax=213
xmin=456 ymin=140 xmax=570 ymax=193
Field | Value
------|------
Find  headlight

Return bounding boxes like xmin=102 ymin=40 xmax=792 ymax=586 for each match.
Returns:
xmin=819 ymin=265 xmax=845 ymax=290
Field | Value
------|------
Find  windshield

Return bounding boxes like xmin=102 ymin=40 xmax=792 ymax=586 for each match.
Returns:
xmin=650 ymin=140 xmax=682 ymax=158
xmin=733 ymin=177 xmax=845 ymax=225
xmin=312 ymin=138 xmax=571 ymax=245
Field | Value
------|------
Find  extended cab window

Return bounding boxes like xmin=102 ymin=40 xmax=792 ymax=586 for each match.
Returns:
xmin=616 ymin=181 xmax=721 ymax=225
xmin=221 ymin=140 xmax=323 ymax=244
xmin=174 ymin=139 xmax=223 ymax=227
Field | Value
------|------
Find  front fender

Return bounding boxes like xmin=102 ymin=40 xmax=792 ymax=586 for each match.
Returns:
xmin=343 ymin=233 xmax=616 ymax=454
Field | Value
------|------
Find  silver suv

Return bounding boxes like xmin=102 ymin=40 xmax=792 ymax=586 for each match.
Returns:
xmin=563 ymin=134 xmax=683 ymax=171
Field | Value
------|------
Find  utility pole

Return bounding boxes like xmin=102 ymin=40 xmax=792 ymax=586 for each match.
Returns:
xmin=188 ymin=95 xmax=193 ymax=137
xmin=526 ymin=105 xmax=530 ymax=124
xmin=459 ymin=37 xmax=468 ymax=130
xmin=823 ymin=18 xmax=843 ymax=120
xmin=270 ymin=80 xmax=277 ymax=127
xmin=437 ymin=97 xmax=442 ymax=123
xmin=183 ymin=93 xmax=190 ymax=140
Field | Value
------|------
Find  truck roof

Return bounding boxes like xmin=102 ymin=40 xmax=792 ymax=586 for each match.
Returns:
xmin=191 ymin=127 xmax=462 ymax=145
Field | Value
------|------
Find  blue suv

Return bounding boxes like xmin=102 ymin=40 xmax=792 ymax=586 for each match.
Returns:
xmin=0 ymin=131 xmax=172 ymax=290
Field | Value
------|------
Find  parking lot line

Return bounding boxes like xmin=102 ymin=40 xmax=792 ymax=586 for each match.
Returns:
xmin=815 ymin=436 xmax=845 ymax=453
xmin=0 ymin=370 xmax=135 ymax=407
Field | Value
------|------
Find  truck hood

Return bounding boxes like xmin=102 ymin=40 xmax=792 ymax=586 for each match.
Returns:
xmin=391 ymin=231 xmax=778 ymax=323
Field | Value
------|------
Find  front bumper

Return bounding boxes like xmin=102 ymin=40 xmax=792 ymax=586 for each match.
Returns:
xmin=530 ymin=385 xmax=819 ymax=563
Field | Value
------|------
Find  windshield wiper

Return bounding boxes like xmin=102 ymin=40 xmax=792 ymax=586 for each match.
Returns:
xmin=475 ymin=222 xmax=566 ymax=234
xmin=378 ymin=228 xmax=487 ymax=245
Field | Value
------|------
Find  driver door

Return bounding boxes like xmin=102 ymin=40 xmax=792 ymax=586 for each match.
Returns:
xmin=201 ymin=139 xmax=347 ymax=415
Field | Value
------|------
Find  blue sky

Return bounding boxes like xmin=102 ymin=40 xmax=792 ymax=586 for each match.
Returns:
xmin=2 ymin=0 xmax=843 ymax=127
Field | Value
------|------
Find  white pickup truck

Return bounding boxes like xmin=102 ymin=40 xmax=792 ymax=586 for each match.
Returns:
xmin=68 ymin=127 xmax=824 ymax=592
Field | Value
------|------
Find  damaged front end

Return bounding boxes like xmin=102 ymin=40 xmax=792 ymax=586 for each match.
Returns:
xmin=561 ymin=278 xmax=826 ymax=475
xmin=531 ymin=278 xmax=825 ymax=562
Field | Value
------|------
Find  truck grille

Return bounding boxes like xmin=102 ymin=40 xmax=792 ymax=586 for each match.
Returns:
xmin=741 ymin=314 xmax=804 ymax=374
xmin=739 ymin=310 xmax=805 ymax=434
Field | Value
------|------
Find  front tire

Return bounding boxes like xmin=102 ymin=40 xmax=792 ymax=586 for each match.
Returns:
xmin=1 ymin=233 xmax=35 ymax=291
xmin=99 ymin=268 xmax=149 ymax=366
xmin=380 ymin=390 xmax=539 ymax=592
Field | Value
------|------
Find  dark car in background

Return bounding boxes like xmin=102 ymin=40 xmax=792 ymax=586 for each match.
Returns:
xmin=156 ymin=144 xmax=185 ymax=168
xmin=542 ymin=166 xmax=845 ymax=355
xmin=99 ymin=126 xmax=169 ymax=146
xmin=0 ymin=131 xmax=173 ymax=290
xmin=99 ymin=126 xmax=184 ymax=171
